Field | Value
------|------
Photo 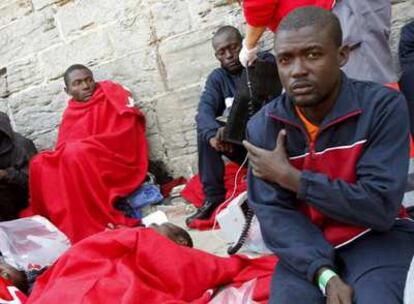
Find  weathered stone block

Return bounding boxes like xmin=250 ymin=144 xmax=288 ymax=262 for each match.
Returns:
xmin=7 ymin=57 xmax=44 ymax=94
xmin=9 ymin=80 xmax=66 ymax=112
xmin=390 ymin=0 xmax=414 ymax=73
xmin=106 ymin=13 xmax=152 ymax=58
xmin=33 ymin=129 xmax=59 ymax=151
xmin=32 ymin=0 xmax=55 ymax=10
xmin=147 ymin=133 xmax=168 ymax=161
xmin=8 ymin=81 xmax=67 ymax=149
xmin=0 ymin=98 xmax=10 ymax=115
xmin=139 ymin=106 xmax=159 ymax=136
xmin=186 ymin=0 xmax=242 ymax=31
xmin=93 ymin=50 xmax=165 ymax=100
xmin=155 ymin=85 xmax=200 ymax=126
xmin=56 ymin=0 xmax=147 ymax=39
xmin=186 ymin=0 xmax=211 ymax=19
xmin=55 ymin=0 xmax=124 ymax=39
xmin=0 ymin=8 xmax=60 ymax=67
xmin=150 ymin=0 xmax=192 ymax=40
xmin=259 ymin=30 xmax=276 ymax=53
xmin=13 ymin=107 xmax=62 ymax=146
xmin=39 ymin=29 xmax=115 ymax=80
xmin=159 ymin=29 xmax=218 ymax=90
xmin=32 ymin=0 xmax=72 ymax=10
xmin=0 ymin=0 xmax=33 ymax=28
xmin=154 ymin=85 xmax=200 ymax=167
xmin=0 ymin=69 xmax=7 ymax=98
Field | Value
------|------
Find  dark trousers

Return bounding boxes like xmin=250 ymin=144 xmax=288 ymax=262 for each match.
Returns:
xmin=400 ymin=67 xmax=414 ymax=137
xmin=270 ymin=220 xmax=414 ymax=304
xmin=197 ymin=135 xmax=246 ymax=203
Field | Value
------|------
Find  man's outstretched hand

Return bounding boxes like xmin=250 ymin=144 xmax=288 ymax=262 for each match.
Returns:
xmin=326 ymin=276 xmax=354 ymax=304
xmin=243 ymin=129 xmax=301 ymax=192
xmin=209 ymin=127 xmax=233 ymax=153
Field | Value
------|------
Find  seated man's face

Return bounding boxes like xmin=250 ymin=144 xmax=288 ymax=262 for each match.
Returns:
xmin=65 ymin=69 xmax=96 ymax=102
xmin=274 ymin=25 xmax=348 ymax=108
xmin=213 ymin=33 xmax=243 ymax=75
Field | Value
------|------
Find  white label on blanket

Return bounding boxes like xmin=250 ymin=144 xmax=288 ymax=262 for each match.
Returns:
xmin=127 ymin=96 xmax=135 ymax=108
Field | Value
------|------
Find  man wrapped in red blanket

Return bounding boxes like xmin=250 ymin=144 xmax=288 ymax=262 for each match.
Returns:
xmin=22 ymin=64 xmax=148 ymax=243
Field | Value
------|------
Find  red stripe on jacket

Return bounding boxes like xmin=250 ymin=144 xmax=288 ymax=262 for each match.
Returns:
xmin=290 ymin=140 xmax=407 ymax=246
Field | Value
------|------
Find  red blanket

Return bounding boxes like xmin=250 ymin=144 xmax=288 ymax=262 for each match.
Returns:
xmin=22 ymin=81 xmax=148 ymax=243
xmin=181 ymin=162 xmax=247 ymax=230
xmin=243 ymin=0 xmax=335 ymax=32
xmin=27 ymin=228 xmax=277 ymax=303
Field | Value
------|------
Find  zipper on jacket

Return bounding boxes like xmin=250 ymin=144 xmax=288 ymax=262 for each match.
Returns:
xmin=312 ymin=109 xmax=363 ymax=145
xmin=269 ymin=109 xmax=362 ymax=157
xmin=268 ymin=113 xmax=312 ymax=151
xmin=309 ymin=141 xmax=316 ymax=160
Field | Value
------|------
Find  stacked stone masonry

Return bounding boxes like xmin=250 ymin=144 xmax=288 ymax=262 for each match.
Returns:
xmin=0 ymin=0 xmax=413 ymax=177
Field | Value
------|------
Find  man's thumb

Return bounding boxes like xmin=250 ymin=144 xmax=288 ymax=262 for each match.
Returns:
xmin=276 ymin=129 xmax=286 ymax=150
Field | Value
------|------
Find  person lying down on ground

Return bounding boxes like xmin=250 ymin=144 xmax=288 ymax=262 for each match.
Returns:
xmin=24 ymin=224 xmax=276 ymax=303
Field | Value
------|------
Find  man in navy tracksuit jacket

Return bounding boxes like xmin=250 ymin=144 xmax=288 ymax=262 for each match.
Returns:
xmin=244 ymin=7 xmax=414 ymax=304
xmin=186 ymin=25 xmax=275 ymax=224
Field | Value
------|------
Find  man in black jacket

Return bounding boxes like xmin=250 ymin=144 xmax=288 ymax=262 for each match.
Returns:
xmin=185 ymin=26 xmax=248 ymax=224
xmin=186 ymin=26 xmax=277 ymax=225
xmin=0 ymin=112 xmax=37 ymax=220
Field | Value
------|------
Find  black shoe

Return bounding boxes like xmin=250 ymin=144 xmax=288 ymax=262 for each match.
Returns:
xmin=186 ymin=200 xmax=221 ymax=225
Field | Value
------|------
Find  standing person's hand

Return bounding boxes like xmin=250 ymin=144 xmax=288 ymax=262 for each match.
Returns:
xmin=239 ymin=39 xmax=258 ymax=67
xmin=209 ymin=127 xmax=233 ymax=153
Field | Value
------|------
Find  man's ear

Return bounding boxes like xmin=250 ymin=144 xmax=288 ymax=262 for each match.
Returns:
xmin=64 ymin=86 xmax=68 ymax=94
xmin=338 ymin=44 xmax=350 ymax=67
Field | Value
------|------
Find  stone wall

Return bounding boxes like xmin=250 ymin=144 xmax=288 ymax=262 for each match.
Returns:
xmin=391 ymin=0 xmax=414 ymax=73
xmin=0 ymin=0 xmax=413 ymax=177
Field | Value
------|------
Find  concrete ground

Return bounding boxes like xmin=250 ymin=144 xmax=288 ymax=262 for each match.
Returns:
xmin=143 ymin=197 xmax=229 ymax=256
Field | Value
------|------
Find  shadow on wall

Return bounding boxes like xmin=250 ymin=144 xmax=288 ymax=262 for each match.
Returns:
xmin=149 ymin=159 xmax=174 ymax=185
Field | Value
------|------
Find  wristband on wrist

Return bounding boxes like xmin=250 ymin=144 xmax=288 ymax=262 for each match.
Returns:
xmin=318 ymin=269 xmax=338 ymax=296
